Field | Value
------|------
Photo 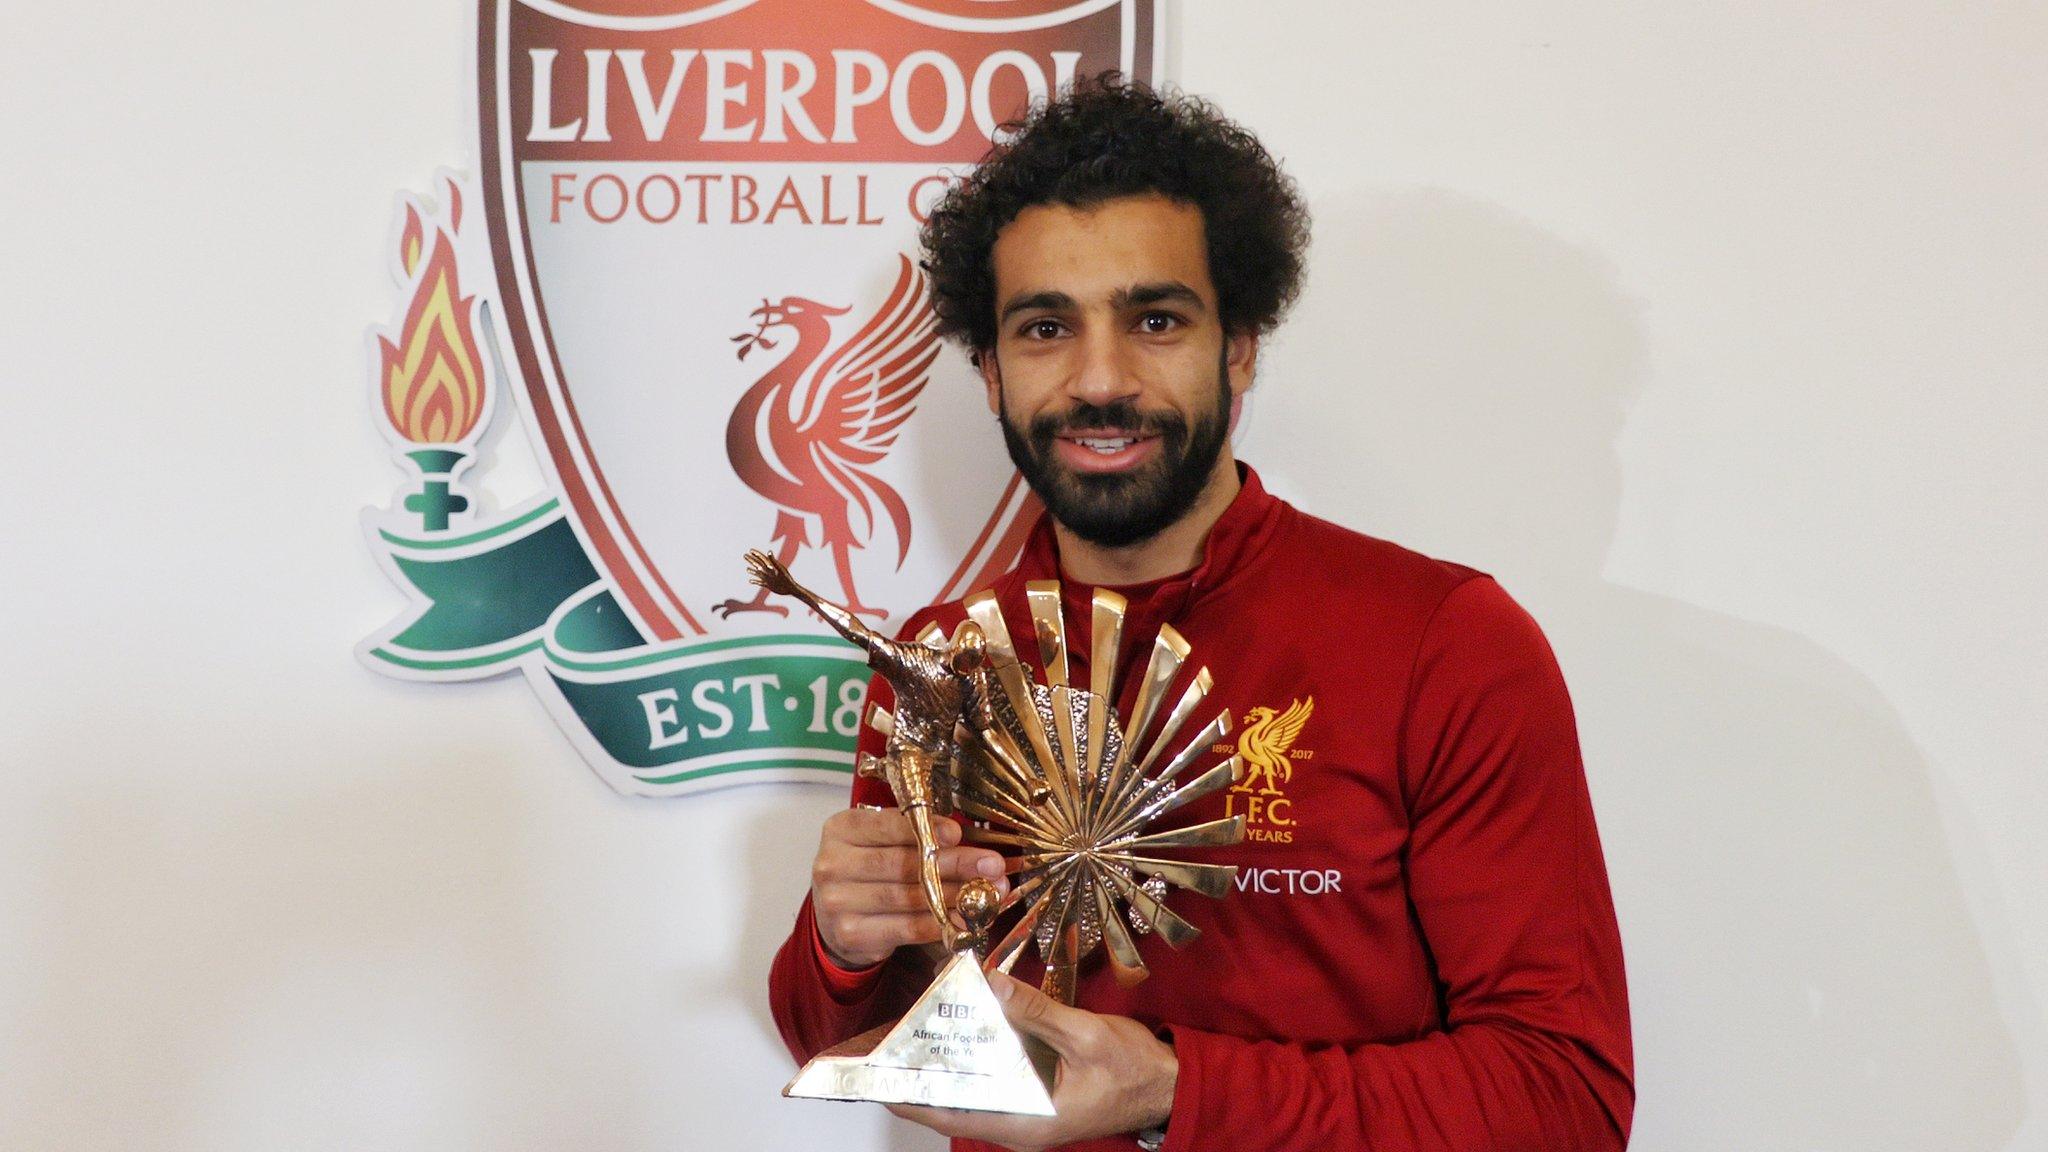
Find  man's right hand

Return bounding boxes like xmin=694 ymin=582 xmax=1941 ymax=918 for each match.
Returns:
xmin=810 ymin=807 xmax=1009 ymax=970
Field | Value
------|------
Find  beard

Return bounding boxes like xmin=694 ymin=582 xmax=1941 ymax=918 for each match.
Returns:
xmin=997 ymin=349 xmax=1232 ymax=550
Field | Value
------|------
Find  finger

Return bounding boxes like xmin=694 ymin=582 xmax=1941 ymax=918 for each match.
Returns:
xmin=814 ymin=879 xmax=919 ymax=917
xmin=821 ymin=872 xmax=1031 ymax=933
xmin=825 ymin=913 xmax=944 ymax=959
xmin=826 ymin=808 xmax=916 ymax=847
xmin=939 ymin=845 xmax=1011 ymax=887
xmin=885 ymin=1102 xmax=1034 ymax=1146
xmin=819 ymin=881 xmax=950 ymax=916
xmin=991 ymin=971 xmax=1085 ymax=1052
xmin=823 ymin=844 xmax=1010 ymax=889
xmin=830 ymin=808 xmax=965 ymax=849
xmin=884 ymin=1102 xmax=959 ymax=1132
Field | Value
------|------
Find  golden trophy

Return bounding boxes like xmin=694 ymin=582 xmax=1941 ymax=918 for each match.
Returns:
xmin=749 ymin=551 xmax=1246 ymax=1115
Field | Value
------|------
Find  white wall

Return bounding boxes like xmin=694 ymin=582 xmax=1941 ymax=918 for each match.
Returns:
xmin=3 ymin=3 xmax=2041 ymax=1149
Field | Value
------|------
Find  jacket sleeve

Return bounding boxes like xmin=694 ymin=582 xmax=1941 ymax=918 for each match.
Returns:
xmin=766 ymin=665 xmax=933 ymax=1063
xmin=1160 ymin=577 xmax=1634 ymax=1151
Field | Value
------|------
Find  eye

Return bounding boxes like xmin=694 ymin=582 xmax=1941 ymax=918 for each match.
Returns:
xmin=1136 ymin=311 xmax=1183 ymax=334
xmin=1020 ymin=318 xmax=1066 ymax=340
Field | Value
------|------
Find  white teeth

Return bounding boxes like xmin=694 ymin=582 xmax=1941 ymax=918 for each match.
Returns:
xmin=1075 ymin=437 xmax=1133 ymax=453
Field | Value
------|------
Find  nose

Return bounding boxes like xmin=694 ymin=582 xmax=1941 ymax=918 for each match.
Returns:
xmin=1068 ymin=325 xmax=1140 ymax=408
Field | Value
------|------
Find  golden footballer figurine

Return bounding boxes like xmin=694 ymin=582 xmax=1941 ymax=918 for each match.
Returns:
xmin=747 ymin=549 xmax=1038 ymax=950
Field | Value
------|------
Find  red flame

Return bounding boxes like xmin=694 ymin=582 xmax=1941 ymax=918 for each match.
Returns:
xmin=379 ymin=210 xmax=485 ymax=446
xmin=399 ymin=205 xmax=425 ymax=278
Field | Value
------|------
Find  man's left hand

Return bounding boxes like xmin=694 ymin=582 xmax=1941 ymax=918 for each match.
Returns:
xmin=888 ymin=972 xmax=1176 ymax=1152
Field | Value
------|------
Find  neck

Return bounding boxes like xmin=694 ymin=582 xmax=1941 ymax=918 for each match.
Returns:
xmin=1052 ymin=454 xmax=1242 ymax=586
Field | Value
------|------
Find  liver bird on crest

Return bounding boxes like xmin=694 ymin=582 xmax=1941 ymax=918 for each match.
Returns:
xmin=1236 ymin=696 xmax=1316 ymax=795
xmin=714 ymin=255 xmax=940 ymax=620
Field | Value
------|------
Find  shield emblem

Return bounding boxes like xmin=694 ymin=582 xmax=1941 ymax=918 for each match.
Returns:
xmin=360 ymin=1 xmax=1167 ymax=796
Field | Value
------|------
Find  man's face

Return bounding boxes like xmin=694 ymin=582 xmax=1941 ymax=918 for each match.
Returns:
xmin=980 ymin=194 xmax=1256 ymax=549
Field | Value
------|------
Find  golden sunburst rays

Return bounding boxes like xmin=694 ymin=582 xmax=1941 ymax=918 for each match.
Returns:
xmin=928 ymin=584 xmax=1245 ymax=1002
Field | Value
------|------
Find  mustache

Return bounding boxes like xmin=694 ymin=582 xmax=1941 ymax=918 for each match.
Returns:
xmin=1027 ymin=401 xmax=1188 ymax=440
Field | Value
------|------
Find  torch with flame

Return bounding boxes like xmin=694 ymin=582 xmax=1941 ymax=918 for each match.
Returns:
xmin=375 ymin=179 xmax=491 ymax=531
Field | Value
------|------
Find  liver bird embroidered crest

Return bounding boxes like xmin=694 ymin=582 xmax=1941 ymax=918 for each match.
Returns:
xmin=715 ymin=255 xmax=940 ymax=621
xmin=1237 ymin=696 xmax=1315 ymax=796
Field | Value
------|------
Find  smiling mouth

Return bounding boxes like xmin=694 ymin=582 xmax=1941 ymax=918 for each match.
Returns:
xmin=1050 ymin=428 xmax=1163 ymax=473
xmin=1069 ymin=434 xmax=1143 ymax=454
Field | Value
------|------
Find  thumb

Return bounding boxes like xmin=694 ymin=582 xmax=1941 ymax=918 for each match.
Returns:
xmin=990 ymin=971 xmax=1082 ymax=1052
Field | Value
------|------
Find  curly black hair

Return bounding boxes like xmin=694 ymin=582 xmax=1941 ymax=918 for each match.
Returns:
xmin=920 ymin=74 xmax=1311 ymax=353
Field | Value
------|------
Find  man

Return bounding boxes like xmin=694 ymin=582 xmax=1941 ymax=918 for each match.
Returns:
xmin=767 ymin=77 xmax=1633 ymax=1152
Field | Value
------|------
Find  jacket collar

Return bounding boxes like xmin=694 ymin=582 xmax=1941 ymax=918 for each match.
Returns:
xmin=1010 ymin=461 xmax=1284 ymax=625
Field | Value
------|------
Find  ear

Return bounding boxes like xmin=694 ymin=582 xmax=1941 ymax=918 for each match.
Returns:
xmin=978 ymin=348 xmax=1003 ymax=416
xmin=1225 ymin=330 xmax=1258 ymax=399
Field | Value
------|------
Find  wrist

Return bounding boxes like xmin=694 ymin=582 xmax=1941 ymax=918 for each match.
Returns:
xmin=1139 ymin=1025 xmax=1178 ymax=1133
xmin=820 ymin=939 xmax=882 ymax=973
xmin=807 ymin=908 xmax=886 ymax=1003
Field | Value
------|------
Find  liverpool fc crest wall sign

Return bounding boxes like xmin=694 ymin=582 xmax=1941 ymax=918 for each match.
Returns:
xmin=359 ymin=1 xmax=1171 ymax=796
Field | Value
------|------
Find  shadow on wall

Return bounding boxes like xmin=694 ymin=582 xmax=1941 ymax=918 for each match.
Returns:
xmin=1254 ymin=188 xmax=2023 ymax=1150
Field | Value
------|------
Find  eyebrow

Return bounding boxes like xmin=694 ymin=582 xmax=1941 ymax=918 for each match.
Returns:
xmin=1113 ymin=281 xmax=1206 ymax=312
xmin=996 ymin=281 xmax=1207 ymax=324
xmin=998 ymin=290 xmax=1077 ymax=323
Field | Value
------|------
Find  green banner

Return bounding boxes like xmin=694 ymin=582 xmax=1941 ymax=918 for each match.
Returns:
xmin=359 ymin=498 xmax=869 ymax=795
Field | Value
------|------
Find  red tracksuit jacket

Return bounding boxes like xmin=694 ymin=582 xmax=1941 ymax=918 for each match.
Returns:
xmin=767 ymin=465 xmax=1634 ymax=1151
